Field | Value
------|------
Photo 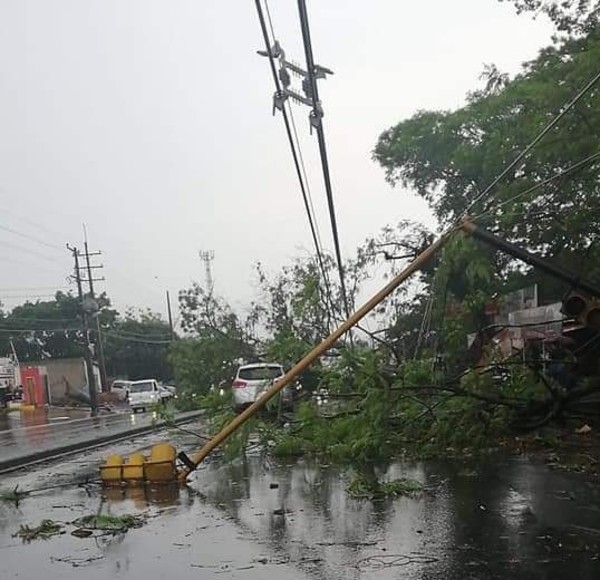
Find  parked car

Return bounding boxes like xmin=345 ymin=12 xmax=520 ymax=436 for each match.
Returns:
xmin=231 ymin=363 xmax=298 ymax=413
xmin=160 ymin=384 xmax=177 ymax=399
xmin=128 ymin=379 xmax=161 ymax=413
xmin=110 ymin=379 xmax=132 ymax=402
xmin=158 ymin=384 xmax=175 ymax=402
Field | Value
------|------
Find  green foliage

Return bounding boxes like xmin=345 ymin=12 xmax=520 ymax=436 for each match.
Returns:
xmin=347 ymin=474 xmax=424 ymax=499
xmin=0 ymin=486 xmax=26 ymax=507
xmin=13 ymin=520 xmax=64 ymax=542
xmin=264 ymin=351 xmax=553 ymax=465
xmin=498 ymin=0 xmax=600 ymax=34
xmin=170 ymin=285 xmax=256 ymax=403
xmin=0 ymin=292 xmax=172 ymax=382
xmin=72 ymin=513 xmax=144 ymax=533
xmin=0 ymin=291 xmax=117 ymax=362
xmin=374 ymin=30 xmax=600 ymax=288
xmin=104 ymin=308 xmax=173 ymax=382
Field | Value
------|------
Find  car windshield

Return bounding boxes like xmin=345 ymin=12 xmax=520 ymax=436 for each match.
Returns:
xmin=238 ymin=366 xmax=283 ymax=381
xmin=130 ymin=381 xmax=153 ymax=393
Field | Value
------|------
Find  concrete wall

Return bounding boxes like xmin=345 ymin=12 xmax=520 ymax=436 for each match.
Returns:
xmin=26 ymin=358 xmax=97 ymax=405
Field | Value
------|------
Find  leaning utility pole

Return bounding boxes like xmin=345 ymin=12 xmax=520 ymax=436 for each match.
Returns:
xmin=67 ymin=244 xmax=98 ymax=414
xmin=166 ymin=290 xmax=175 ymax=340
xmin=80 ymin=232 xmax=107 ymax=392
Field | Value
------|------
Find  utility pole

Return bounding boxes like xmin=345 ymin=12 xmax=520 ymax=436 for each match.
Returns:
xmin=80 ymin=227 xmax=107 ymax=392
xmin=67 ymin=244 xmax=98 ymax=415
xmin=166 ymin=290 xmax=175 ymax=340
xmin=198 ymin=250 xmax=214 ymax=294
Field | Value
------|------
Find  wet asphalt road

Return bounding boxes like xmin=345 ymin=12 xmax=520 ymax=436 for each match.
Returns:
xmin=1 ymin=421 xmax=599 ymax=579
xmin=0 ymin=407 xmax=173 ymax=466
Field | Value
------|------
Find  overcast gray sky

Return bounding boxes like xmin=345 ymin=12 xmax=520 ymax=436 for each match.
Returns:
xmin=0 ymin=0 xmax=553 ymax=319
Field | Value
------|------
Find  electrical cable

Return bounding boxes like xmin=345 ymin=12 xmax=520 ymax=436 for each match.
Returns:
xmin=472 ymin=151 xmax=600 ymax=223
xmin=0 ymin=327 xmax=82 ymax=333
xmin=0 ymin=224 xmax=64 ymax=252
xmin=296 ymin=0 xmax=352 ymax=321
xmin=0 ymin=286 xmax=71 ymax=292
xmin=0 ymin=294 xmax=65 ymax=300
xmin=465 ymin=66 xmax=600 ymax=215
xmin=287 ymin=101 xmax=325 ymax=254
xmin=254 ymin=0 xmax=336 ymax=327
xmin=103 ymin=331 xmax=172 ymax=345
xmin=0 ymin=238 xmax=67 ymax=266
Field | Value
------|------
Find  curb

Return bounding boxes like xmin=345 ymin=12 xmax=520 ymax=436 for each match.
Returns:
xmin=0 ymin=411 xmax=204 ymax=475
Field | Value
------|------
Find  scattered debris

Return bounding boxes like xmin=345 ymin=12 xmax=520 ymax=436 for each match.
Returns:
xmin=13 ymin=520 xmax=64 ymax=542
xmin=316 ymin=540 xmax=378 ymax=547
xmin=0 ymin=486 xmax=27 ymax=507
xmin=356 ymin=553 xmax=438 ymax=570
xmin=71 ymin=513 xmax=145 ymax=535
xmin=51 ymin=555 xmax=104 ymax=567
xmin=71 ymin=529 xmax=93 ymax=538
xmin=347 ymin=475 xmax=424 ymax=499
xmin=575 ymin=424 xmax=592 ymax=435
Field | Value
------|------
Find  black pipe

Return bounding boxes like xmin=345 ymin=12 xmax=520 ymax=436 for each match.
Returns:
xmin=460 ymin=220 xmax=600 ymax=298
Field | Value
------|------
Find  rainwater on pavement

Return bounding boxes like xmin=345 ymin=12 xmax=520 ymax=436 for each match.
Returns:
xmin=0 ymin=419 xmax=598 ymax=579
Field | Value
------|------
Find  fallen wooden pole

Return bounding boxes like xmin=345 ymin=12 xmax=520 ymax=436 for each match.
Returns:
xmin=178 ymin=229 xmax=456 ymax=481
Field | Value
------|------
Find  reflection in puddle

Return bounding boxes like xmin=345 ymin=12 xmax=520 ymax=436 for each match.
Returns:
xmin=193 ymin=456 xmax=600 ymax=580
xmin=103 ymin=484 xmax=182 ymax=510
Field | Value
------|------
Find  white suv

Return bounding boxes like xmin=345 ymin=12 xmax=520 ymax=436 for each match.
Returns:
xmin=128 ymin=379 xmax=161 ymax=413
xmin=232 ymin=363 xmax=295 ymax=413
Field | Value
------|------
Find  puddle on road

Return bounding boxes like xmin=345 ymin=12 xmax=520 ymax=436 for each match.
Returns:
xmin=1 ymin=426 xmax=599 ymax=580
xmin=192 ymin=456 xmax=600 ymax=580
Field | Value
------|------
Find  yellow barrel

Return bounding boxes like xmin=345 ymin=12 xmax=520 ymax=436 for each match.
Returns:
xmin=150 ymin=443 xmax=176 ymax=462
xmin=100 ymin=454 xmax=124 ymax=483
xmin=145 ymin=443 xmax=177 ymax=482
xmin=122 ymin=452 xmax=146 ymax=483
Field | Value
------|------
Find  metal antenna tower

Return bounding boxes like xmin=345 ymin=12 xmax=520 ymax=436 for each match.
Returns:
xmin=198 ymin=250 xmax=215 ymax=293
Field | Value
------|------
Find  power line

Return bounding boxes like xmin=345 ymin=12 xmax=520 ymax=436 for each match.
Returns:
xmin=287 ymin=100 xmax=325 ymax=259
xmin=254 ymin=0 xmax=335 ymax=327
xmin=296 ymin=0 xmax=351 ymax=320
xmin=0 ymin=207 xmax=66 ymax=242
xmin=1 ymin=316 xmax=78 ymax=323
xmin=0 ymin=294 xmax=65 ymax=300
xmin=0 ymin=223 xmax=64 ymax=252
xmin=0 ymin=253 xmax=68 ymax=276
xmin=0 ymin=286 xmax=71 ymax=292
xmin=466 ymin=66 xmax=600 ymax=214
xmin=0 ymin=238 xmax=67 ymax=266
xmin=108 ymin=329 xmax=173 ymax=340
xmin=0 ymin=327 xmax=82 ymax=333
xmin=103 ymin=331 xmax=172 ymax=345
xmin=473 ymin=151 xmax=600 ymax=222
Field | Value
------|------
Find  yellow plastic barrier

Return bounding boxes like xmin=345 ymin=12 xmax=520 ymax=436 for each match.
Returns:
xmin=122 ymin=453 xmax=145 ymax=483
xmin=145 ymin=443 xmax=177 ymax=483
xmin=100 ymin=454 xmax=124 ymax=483
xmin=99 ymin=444 xmax=178 ymax=485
